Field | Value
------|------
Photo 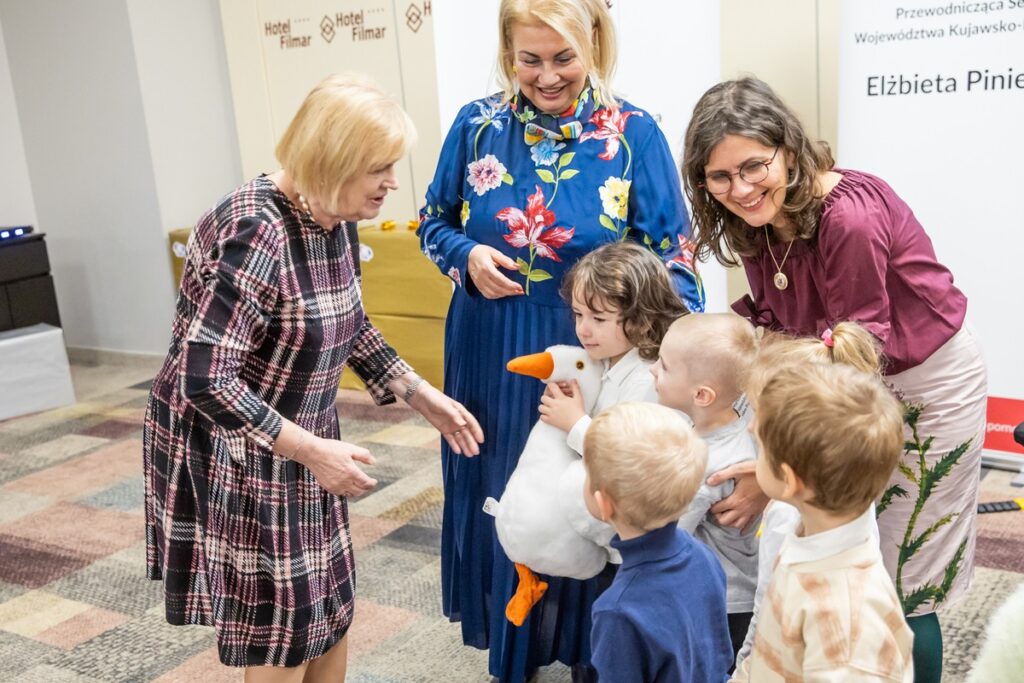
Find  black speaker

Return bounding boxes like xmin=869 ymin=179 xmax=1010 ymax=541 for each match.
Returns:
xmin=7 ymin=275 xmax=61 ymax=329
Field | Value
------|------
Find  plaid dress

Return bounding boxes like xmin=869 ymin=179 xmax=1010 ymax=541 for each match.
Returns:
xmin=143 ymin=176 xmax=410 ymax=667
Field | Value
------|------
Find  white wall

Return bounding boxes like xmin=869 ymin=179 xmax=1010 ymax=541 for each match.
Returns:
xmin=127 ymin=0 xmax=243 ymax=231
xmin=613 ymin=2 xmax=727 ymax=312
xmin=432 ymin=1 xmax=727 ymax=311
xmin=432 ymin=0 xmax=502 ymax=136
xmin=0 ymin=13 xmax=36 ymax=228
xmin=0 ymin=0 xmax=171 ymax=354
xmin=0 ymin=0 xmax=241 ymax=355
xmin=4 ymin=0 xmax=724 ymax=354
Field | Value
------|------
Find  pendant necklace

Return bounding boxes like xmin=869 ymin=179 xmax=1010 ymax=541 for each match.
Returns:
xmin=764 ymin=225 xmax=795 ymax=290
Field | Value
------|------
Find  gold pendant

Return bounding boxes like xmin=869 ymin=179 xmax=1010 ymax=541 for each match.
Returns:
xmin=773 ymin=271 xmax=789 ymax=290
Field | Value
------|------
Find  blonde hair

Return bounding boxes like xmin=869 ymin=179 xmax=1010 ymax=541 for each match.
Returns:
xmin=661 ymin=313 xmax=758 ymax=404
xmin=561 ymin=242 xmax=688 ymax=360
xmin=584 ymin=402 xmax=707 ymax=530
xmin=748 ymin=322 xmax=882 ymax=398
xmin=275 ymin=73 xmax=416 ymax=215
xmin=497 ymin=0 xmax=618 ymax=107
xmin=755 ymin=363 xmax=903 ymax=516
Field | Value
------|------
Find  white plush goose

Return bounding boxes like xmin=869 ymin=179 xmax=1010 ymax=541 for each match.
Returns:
xmin=487 ymin=345 xmax=616 ymax=625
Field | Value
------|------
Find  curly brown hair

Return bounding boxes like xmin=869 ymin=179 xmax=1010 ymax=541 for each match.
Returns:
xmin=560 ymin=242 xmax=688 ymax=360
xmin=681 ymin=77 xmax=835 ymax=267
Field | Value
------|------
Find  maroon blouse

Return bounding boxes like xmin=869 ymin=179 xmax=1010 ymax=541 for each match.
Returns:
xmin=732 ymin=169 xmax=966 ymax=375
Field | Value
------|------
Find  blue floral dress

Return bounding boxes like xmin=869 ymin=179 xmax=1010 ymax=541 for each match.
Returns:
xmin=419 ymin=90 xmax=703 ymax=682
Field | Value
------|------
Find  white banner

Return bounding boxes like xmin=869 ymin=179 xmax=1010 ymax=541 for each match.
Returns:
xmin=838 ymin=0 xmax=1024 ymax=465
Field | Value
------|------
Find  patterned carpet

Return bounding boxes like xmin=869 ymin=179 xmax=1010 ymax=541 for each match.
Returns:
xmin=0 ymin=375 xmax=1021 ymax=682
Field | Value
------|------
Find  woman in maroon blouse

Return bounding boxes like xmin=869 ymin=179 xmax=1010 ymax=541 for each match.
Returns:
xmin=680 ymin=77 xmax=986 ymax=682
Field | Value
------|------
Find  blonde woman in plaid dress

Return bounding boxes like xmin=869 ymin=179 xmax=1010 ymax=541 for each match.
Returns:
xmin=143 ymin=74 xmax=483 ymax=681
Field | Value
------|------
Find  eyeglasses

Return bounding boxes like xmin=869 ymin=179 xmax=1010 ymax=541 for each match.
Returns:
xmin=699 ymin=147 xmax=779 ymax=195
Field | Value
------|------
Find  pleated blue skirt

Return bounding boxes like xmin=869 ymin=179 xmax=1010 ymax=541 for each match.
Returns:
xmin=440 ymin=288 xmax=600 ymax=682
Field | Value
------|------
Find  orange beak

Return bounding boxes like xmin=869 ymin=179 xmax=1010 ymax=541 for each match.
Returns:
xmin=507 ymin=351 xmax=555 ymax=380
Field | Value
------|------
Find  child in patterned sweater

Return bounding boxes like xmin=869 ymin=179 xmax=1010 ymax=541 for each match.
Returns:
xmin=732 ymin=361 xmax=914 ymax=682
xmin=736 ymin=322 xmax=886 ymax=669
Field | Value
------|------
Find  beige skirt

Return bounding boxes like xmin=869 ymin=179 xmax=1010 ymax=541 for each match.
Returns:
xmin=879 ymin=324 xmax=988 ymax=616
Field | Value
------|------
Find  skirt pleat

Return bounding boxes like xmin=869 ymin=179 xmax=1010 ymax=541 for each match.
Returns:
xmin=440 ymin=289 xmax=598 ymax=681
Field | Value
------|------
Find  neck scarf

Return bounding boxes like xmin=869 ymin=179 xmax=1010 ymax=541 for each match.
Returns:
xmin=511 ymin=86 xmax=598 ymax=146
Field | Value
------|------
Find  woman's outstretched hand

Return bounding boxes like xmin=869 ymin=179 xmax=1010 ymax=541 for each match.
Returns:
xmin=408 ymin=381 xmax=484 ymax=456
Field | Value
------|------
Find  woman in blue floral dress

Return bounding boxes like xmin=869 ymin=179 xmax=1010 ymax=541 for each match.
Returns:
xmin=418 ymin=1 xmax=704 ymax=680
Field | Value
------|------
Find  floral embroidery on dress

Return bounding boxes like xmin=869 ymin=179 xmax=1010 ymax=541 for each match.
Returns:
xmin=673 ymin=235 xmax=698 ymax=271
xmin=468 ymin=154 xmax=508 ymax=196
xmin=497 ymin=184 xmax=574 ymax=294
xmin=424 ymin=94 xmax=703 ymax=307
xmin=533 ymin=152 xmax=580 ymax=208
xmin=469 ymin=98 xmax=508 ymax=132
xmin=470 ymin=98 xmax=512 ymax=164
xmin=579 ymin=108 xmax=641 ymax=162
xmin=447 ymin=266 xmax=462 ymax=287
xmin=597 ymin=176 xmax=632 ymax=239
xmin=531 ymin=138 xmax=566 ymax=167
xmin=599 ymin=177 xmax=630 ymax=221
xmin=422 ymin=242 xmax=443 ymax=265
xmin=421 ymin=203 xmax=447 ymax=220
xmin=466 ymin=99 xmax=513 ymax=193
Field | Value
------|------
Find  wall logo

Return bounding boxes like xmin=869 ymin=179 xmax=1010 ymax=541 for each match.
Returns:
xmin=406 ymin=4 xmax=423 ymax=33
xmin=314 ymin=12 xmax=386 ymax=44
xmin=321 ymin=15 xmax=336 ymax=43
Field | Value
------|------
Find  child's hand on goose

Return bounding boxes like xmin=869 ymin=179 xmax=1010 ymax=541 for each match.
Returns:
xmin=538 ymin=381 xmax=585 ymax=433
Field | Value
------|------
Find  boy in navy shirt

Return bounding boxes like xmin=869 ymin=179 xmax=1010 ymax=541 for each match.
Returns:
xmin=583 ymin=402 xmax=732 ymax=682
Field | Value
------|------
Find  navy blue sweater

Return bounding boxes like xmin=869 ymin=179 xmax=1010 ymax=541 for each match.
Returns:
xmin=591 ymin=522 xmax=732 ymax=682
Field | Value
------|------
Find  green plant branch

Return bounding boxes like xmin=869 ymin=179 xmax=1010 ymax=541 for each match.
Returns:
xmin=892 ymin=400 xmax=970 ymax=615
xmin=472 ymin=120 xmax=491 ymax=161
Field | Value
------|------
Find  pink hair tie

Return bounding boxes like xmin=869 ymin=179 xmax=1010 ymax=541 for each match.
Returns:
xmin=821 ymin=328 xmax=835 ymax=348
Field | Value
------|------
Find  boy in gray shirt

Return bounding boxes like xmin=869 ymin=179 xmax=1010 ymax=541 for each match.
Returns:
xmin=651 ymin=313 xmax=759 ymax=665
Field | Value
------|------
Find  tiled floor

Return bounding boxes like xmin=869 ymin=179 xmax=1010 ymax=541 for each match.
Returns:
xmin=0 ymin=359 xmax=542 ymax=682
xmin=0 ymin=358 xmax=1020 ymax=681
xmin=68 ymin=356 xmax=164 ymax=402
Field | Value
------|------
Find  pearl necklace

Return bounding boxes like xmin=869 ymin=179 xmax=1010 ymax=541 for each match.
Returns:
xmin=764 ymin=225 xmax=795 ymax=290
xmin=297 ymin=193 xmax=314 ymax=221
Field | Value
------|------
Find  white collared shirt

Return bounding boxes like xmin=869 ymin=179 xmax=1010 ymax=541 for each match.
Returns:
xmin=566 ymin=347 xmax=657 ymax=455
xmin=778 ymin=505 xmax=878 ymax=566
